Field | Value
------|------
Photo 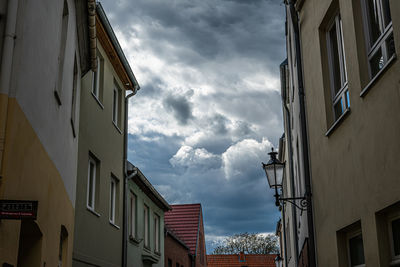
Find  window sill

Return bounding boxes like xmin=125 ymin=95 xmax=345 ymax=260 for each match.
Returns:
xmin=91 ymin=92 xmax=104 ymax=109
xmin=112 ymin=121 xmax=122 ymax=134
xmin=325 ymin=108 xmax=351 ymax=137
xmin=129 ymin=235 xmax=141 ymax=246
xmin=154 ymin=251 xmax=161 ymax=257
xmin=390 ymin=258 xmax=400 ymax=266
xmin=87 ymin=207 xmax=100 ymax=217
xmin=109 ymin=221 xmax=120 ymax=229
xmin=360 ymin=54 xmax=397 ymax=97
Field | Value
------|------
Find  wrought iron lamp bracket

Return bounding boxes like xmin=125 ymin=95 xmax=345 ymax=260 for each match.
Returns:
xmin=278 ymin=196 xmax=309 ymax=211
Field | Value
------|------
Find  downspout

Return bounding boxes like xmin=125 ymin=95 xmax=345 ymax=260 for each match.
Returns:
xmin=287 ymin=1 xmax=317 ymax=266
xmin=280 ymin=60 xmax=299 ymax=265
xmin=122 ymin=84 xmax=139 ymax=267
xmin=0 ymin=0 xmax=18 ymax=179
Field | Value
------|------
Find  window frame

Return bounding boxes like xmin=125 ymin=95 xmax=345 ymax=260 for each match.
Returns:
xmin=109 ymin=176 xmax=117 ymax=224
xmin=388 ymin=212 xmax=400 ymax=262
xmin=144 ymin=204 xmax=150 ymax=248
xmin=326 ymin=12 xmax=350 ymax=122
xmin=87 ymin=156 xmax=97 ymax=211
xmin=360 ymin=0 xmax=395 ymax=79
xmin=347 ymin=230 xmax=366 ymax=267
xmin=129 ymin=191 xmax=137 ymax=238
xmin=112 ymin=87 xmax=118 ymax=125
xmin=154 ymin=213 xmax=160 ymax=253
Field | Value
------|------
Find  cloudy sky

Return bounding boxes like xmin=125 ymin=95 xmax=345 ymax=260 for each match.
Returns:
xmin=100 ymin=0 xmax=286 ymax=252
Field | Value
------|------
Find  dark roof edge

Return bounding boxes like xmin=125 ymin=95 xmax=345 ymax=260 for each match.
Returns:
xmin=96 ymin=2 xmax=140 ymax=90
xmin=130 ymin=166 xmax=171 ymax=211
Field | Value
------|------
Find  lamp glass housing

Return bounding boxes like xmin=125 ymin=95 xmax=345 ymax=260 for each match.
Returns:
xmin=263 ymin=158 xmax=284 ymax=188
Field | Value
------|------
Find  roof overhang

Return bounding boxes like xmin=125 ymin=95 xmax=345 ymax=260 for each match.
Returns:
xmin=95 ymin=3 xmax=139 ymax=91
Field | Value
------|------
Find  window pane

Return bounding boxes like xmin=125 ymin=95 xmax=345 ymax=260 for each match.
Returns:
xmin=365 ymin=0 xmax=382 ymax=46
xmin=130 ymin=194 xmax=136 ymax=237
xmin=392 ymin=218 xmax=400 ymax=256
xmin=349 ymin=234 xmax=365 ymax=266
xmin=386 ymin=33 xmax=395 ymax=59
xmin=345 ymin=90 xmax=350 ymax=109
xmin=369 ymin=48 xmax=384 ymax=77
xmin=334 ymin=98 xmax=343 ymax=119
xmin=110 ymin=180 xmax=115 ymax=221
xmin=381 ymin=0 xmax=392 ymax=28
xmin=88 ymin=162 xmax=95 ymax=208
xmin=113 ymin=89 xmax=117 ymax=123
xmin=329 ymin=25 xmax=342 ymax=95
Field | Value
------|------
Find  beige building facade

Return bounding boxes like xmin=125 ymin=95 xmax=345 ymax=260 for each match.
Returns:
xmin=0 ymin=0 xmax=92 ymax=266
xmin=280 ymin=0 xmax=400 ymax=266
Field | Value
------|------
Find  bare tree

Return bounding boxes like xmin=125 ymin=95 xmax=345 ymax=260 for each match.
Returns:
xmin=212 ymin=232 xmax=279 ymax=254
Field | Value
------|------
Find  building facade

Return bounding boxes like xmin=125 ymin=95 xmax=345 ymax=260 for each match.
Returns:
xmin=164 ymin=227 xmax=191 ymax=267
xmin=72 ymin=3 xmax=139 ymax=266
xmin=126 ymin=165 xmax=171 ymax=267
xmin=279 ymin=0 xmax=400 ymax=266
xmin=0 ymin=0 xmax=91 ymax=266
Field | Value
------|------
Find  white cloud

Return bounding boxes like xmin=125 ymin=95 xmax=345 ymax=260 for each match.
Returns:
xmin=170 ymin=145 xmax=221 ymax=170
xmin=222 ymin=138 xmax=272 ymax=179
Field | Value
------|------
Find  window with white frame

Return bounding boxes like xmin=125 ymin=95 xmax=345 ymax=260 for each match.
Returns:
xmin=327 ymin=13 xmax=349 ymax=121
xmin=129 ymin=192 xmax=137 ymax=238
xmin=348 ymin=231 xmax=365 ymax=267
xmin=92 ymin=54 xmax=103 ymax=101
xmin=87 ymin=155 xmax=98 ymax=211
xmin=154 ymin=213 xmax=160 ymax=252
xmin=112 ymin=82 xmax=122 ymax=127
xmin=144 ymin=204 xmax=149 ymax=247
xmin=109 ymin=176 xmax=118 ymax=224
xmin=361 ymin=0 xmax=395 ymax=79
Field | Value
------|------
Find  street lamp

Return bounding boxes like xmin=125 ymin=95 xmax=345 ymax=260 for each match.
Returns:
xmin=262 ymin=148 xmax=309 ymax=211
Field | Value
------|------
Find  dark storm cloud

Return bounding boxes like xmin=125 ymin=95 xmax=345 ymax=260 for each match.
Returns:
xmin=101 ymin=0 xmax=286 ymax=253
xmin=163 ymin=94 xmax=194 ymax=125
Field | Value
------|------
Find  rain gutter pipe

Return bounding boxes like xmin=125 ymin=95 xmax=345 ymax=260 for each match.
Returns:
xmin=122 ymin=85 xmax=139 ymax=267
xmin=280 ymin=59 xmax=299 ymax=266
xmin=287 ymin=0 xmax=317 ymax=266
xmin=0 ymin=0 xmax=18 ymax=179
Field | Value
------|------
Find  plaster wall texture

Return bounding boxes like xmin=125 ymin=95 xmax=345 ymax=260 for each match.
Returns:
xmin=296 ymin=0 xmax=400 ymax=266
xmin=73 ymin=41 xmax=126 ymax=267
xmin=8 ymin=0 xmax=81 ymax=205
xmin=127 ymin=179 xmax=165 ymax=267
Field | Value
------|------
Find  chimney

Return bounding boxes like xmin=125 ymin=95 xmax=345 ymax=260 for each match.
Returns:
xmin=239 ymin=251 xmax=246 ymax=262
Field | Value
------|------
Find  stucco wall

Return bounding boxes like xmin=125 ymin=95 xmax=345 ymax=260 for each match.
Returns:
xmin=297 ymin=0 xmax=400 ymax=266
xmin=73 ymin=40 xmax=126 ymax=266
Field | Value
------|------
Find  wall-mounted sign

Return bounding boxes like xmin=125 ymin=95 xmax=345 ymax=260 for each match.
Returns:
xmin=0 ymin=200 xmax=38 ymax=220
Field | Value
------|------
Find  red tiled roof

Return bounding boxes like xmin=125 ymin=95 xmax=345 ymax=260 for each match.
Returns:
xmin=207 ymin=254 xmax=277 ymax=267
xmin=164 ymin=204 xmax=201 ymax=255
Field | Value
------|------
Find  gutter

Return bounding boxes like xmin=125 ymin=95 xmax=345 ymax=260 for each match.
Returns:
xmin=0 ymin=0 xmax=18 ymax=179
xmin=87 ymin=0 xmax=97 ymax=71
xmin=122 ymin=89 xmax=138 ymax=267
xmin=280 ymin=59 xmax=299 ymax=266
xmin=287 ymin=1 xmax=317 ymax=266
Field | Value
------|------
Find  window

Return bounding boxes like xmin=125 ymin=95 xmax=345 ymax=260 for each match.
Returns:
xmin=129 ymin=192 xmax=137 ymax=238
xmin=54 ymin=0 xmax=69 ymax=105
xmin=112 ymin=82 xmax=122 ymax=128
xmin=154 ymin=214 xmax=160 ymax=252
xmin=348 ymin=231 xmax=365 ymax=267
xmin=87 ymin=156 xmax=98 ymax=211
xmin=144 ymin=205 xmax=149 ymax=248
xmin=92 ymin=53 xmax=103 ymax=102
xmin=70 ymin=56 xmax=78 ymax=137
xmin=388 ymin=214 xmax=400 ymax=263
xmin=176 ymin=263 xmax=180 ymax=267
xmin=361 ymin=0 xmax=395 ymax=79
xmin=327 ymin=13 xmax=349 ymax=121
xmin=109 ymin=176 xmax=119 ymax=224
xmin=286 ymin=221 xmax=292 ymax=260
xmin=58 ymin=226 xmax=68 ymax=267
xmin=168 ymin=259 xmax=172 ymax=267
